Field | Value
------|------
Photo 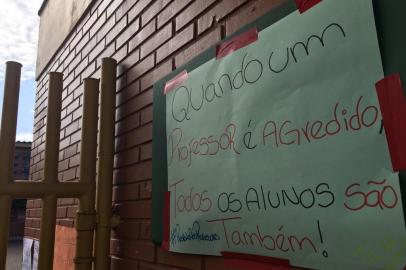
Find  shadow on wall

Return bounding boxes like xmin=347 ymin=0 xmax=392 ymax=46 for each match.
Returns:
xmin=111 ymin=63 xmax=154 ymax=257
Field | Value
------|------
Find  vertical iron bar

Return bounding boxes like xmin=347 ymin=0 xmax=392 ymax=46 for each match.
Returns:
xmin=0 ymin=61 xmax=21 ymax=269
xmin=95 ymin=58 xmax=117 ymax=270
xmin=38 ymin=72 xmax=63 ymax=270
xmin=75 ymin=78 xmax=99 ymax=270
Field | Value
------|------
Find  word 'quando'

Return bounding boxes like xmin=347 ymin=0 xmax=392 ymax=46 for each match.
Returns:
xmin=169 ymin=23 xmax=346 ymax=123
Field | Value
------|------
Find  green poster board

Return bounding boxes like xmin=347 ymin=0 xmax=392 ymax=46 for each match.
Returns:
xmin=153 ymin=0 xmax=406 ymax=269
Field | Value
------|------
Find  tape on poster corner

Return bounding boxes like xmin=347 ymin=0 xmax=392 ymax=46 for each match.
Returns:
xmin=162 ymin=191 xmax=170 ymax=250
xmin=164 ymin=70 xmax=188 ymax=95
xmin=221 ymin=251 xmax=291 ymax=270
xmin=295 ymin=0 xmax=322 ymax=13
xmin=375 ymin=73 xmax=406 ymax=172
xmin=216 ymin=28 xmax=258 ymax=59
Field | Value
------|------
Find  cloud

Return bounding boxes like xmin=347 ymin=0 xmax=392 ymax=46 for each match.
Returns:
xmin=0 ymin=0 xmax=43 ymax=81
xmin=16 ymin=132 xmax=33 ymax=142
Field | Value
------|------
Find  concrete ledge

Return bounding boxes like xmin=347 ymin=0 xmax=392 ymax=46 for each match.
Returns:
xmin=36 ymin=0 xmax=94 ymax=79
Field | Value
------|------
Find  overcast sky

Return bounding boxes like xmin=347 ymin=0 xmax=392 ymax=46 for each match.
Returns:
xmin=0 ymin=0 xmax=43 ymax=142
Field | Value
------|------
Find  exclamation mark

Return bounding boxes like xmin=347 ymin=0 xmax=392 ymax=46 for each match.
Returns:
xmin=317 ymin=220 xmax=329 ymax=258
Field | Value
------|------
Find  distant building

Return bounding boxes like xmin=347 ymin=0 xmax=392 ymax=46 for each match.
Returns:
xmin=13 ymin=141 xmax=31 ymax=180
xmin=10 ymin=141 xmax=31 ymax=240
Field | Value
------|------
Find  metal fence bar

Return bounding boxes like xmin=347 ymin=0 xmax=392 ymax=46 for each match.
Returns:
xmin=38 ymin=72 xmax=63 ymax=270
xmin=0 ymin=182 xmax=88 ymax=197
xmin=0 ymin=61 xmax=22 ymax=269
xmin=95 ymin=58 xmax=117 ymax=270
xmin=0 ymin=60 xmax=116 ymax=270
xmin=75 ymin=78 xmax=99 ymax=270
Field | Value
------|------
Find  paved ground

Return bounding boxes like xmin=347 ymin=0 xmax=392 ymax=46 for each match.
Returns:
xmin=6 ymin=241 xmax=22 ymax=270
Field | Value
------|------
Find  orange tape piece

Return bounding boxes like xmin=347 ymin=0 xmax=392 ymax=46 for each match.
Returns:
xmin=164 ymin=70 xmax=188 ymax=95
xmin=216 ymin=28 xmax=258 ymax=59
xmin=376 ymin=73 xmax=406 ymax=172
xmin=295 ymin=0 xmax=322 ymax=13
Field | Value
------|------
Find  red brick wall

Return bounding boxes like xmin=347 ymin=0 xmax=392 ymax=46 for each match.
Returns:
xmin=25 ymin=0 xmax=294 ymax=269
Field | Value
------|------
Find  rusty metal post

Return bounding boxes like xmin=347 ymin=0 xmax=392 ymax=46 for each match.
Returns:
xmin=38 ymin=72 xmax=63 ymax=270
xmin=0 ymin=61 xmax=21 ymax=269
xmin=75 ymin=78 xmax=99 ymax=270
xmin=94 ymin=58 xmax=117 ymax=270
xmin=0 ymin=60 xmax=117 ymax=269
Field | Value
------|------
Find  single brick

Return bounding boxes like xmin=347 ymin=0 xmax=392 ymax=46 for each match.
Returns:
xmin=114 ymin=146 xmax=140 ymax=168
xmin=64 ymin=119 xmax=80 ymax=137
xmin=67 ymin=53 xmax=82 ymax=75
xmin=157 ymin=0 xmax=192 ymax=29
xmin=61 ymin=167 xmax=77 ymax=181
xmin=97 ymin=13 xmax=116 ymax=43
xmin=116 ymin=88 xmax=153 ymax=121
xmin=175 ymin=27 xmax=220 ymax=68
xmin=82 ymin=37 xmax=98 ymax=58
xmin=119 ymin=49 xmax=140 ymax=77
xmin=115 ymin=112 xmax=141 ymax=137
xmin=204 ymin=256 xmax=235 ymax=270
xmin=56 ymin=207 xmax=67 ymax=218
xmin=156 ymin=24 xmax=194 ymax=63
xmin=175 ymin=0 xmax=216 ymax=31
xmin=69 ymin=153 xmax=81 ymax=167
xmin=116 ymin=18 xmax=140 ymax=49
xmin=89 ymin=37 xmax=107 ymax=63
xmin=157 ymin=248 xmax=203 ymax=270
xmin=140 ymin=142 xmax=152 ymax=161
xmin=69 ymin=30 xmax=84 ymax=51
xmin=70 ymin=33 xmax=85 ymax=62
xmin=89 ymin=12 xmax=107 ymax=38
xmin=139 ymin=23 xmax=172 ymax=59
xmin=115 ymin=0 xmax=138 ymax=21
xmin=138 ymin=181 xmax=152 ymax=200
xmin=63 ymin=144 xmax=78 ymax=159
xmin=116 ymin=200 xmax=152 ymax=219
xmin=95 ymin=0 xmax=110 ymax=17
xmin=66 ymin=206 xmax=78 ymax=218
xmin=107 ymin=0 xmax=124 ymax=18
xmin=111 ymin=256 xmax=140 ymax=269
xmin=113 ymin=160 xmax=152 ymax=184
xmin=58 ymin=159 xmax=69 ymax=171
xmin=117 ymin=79 xmax=140 ymax=106
xmin=140 ymin=106 xmax=153 ymax=125
xmin=140 ymin=59 xmax=172 ymax=92
xmin=126 ymin=55 xmax=155 ymax=86
xmin=114 ymin=43 xmax=128 ymax=64
xmin=128 ymin=19 xmax=156 ymax=53
xmin=82 ymin=9 xmax=99 ymax=34
xmin=139 ymin=220 xmax=152 ymax=240
xmin=226 ymin=0 xmax=288 ymax=35
xmin=112 ymin=220 xmax=140 ymax=239
xmin=106 ymin=15 xmax=127 ymax=45
xmin=141 ymin=0 xmax=171 ymax=27
xmin=113 ymin=182 xmax=140 ymax=202
xmin=197 ymin=0 xmax=249 ymax=35
xmin=111 ymin=239 xmax=155 ymax=262
xmin=127 ymin=0 xmax=151 ymax=23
